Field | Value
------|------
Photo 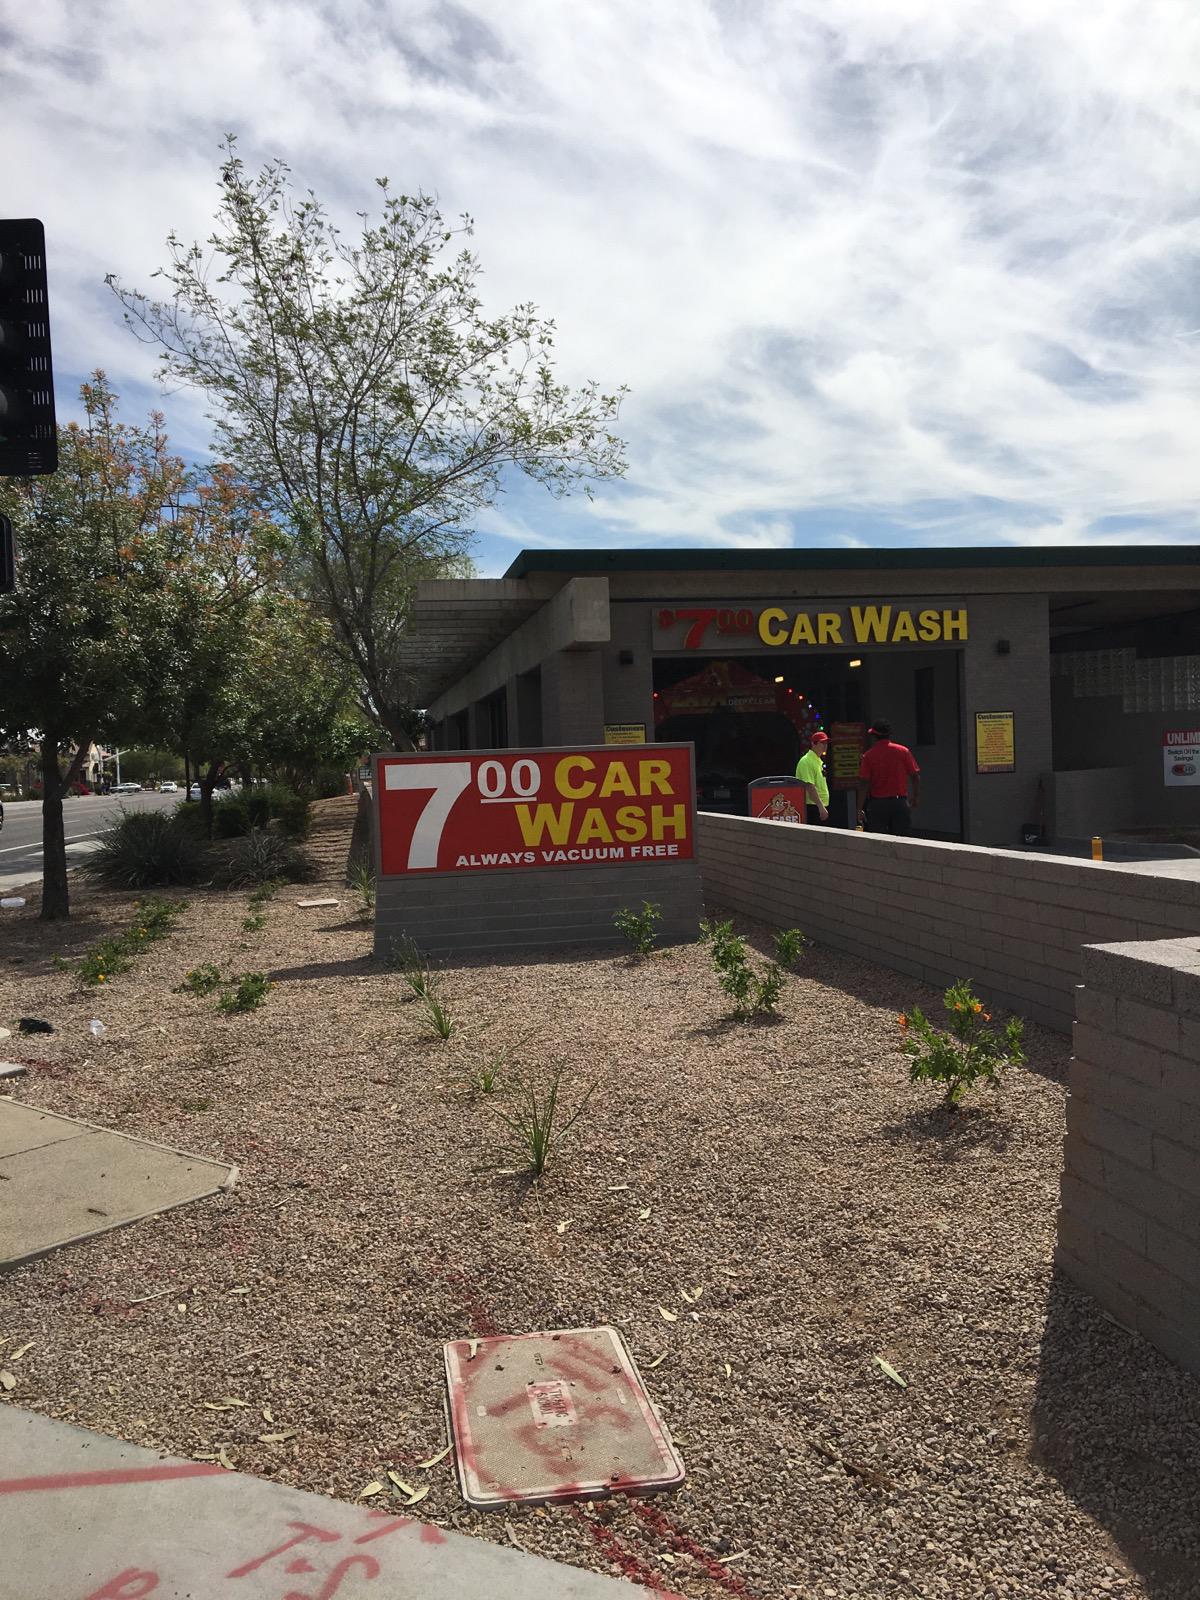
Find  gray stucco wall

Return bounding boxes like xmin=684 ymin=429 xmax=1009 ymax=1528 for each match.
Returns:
xmin=1060 ymin=937 xmax=1200 ymax=1377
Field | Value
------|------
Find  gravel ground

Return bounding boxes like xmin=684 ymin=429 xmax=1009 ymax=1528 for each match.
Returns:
xmin=2 ymin=797 xmax=1199 ymax=1599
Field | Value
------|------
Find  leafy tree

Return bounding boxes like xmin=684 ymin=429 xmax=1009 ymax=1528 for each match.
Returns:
xmin=110 ymin=139 xmax=627 ymax=746
xmin=0 ymin=376 xmax=192 ymax=919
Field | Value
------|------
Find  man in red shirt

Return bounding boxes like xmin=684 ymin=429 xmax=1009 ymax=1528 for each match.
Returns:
xmin=856 ymin=720 xmax=920 ymax=835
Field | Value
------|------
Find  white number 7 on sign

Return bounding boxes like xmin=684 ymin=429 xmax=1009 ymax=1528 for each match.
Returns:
xmin=383 ymin=762 xmax=473 ymax=870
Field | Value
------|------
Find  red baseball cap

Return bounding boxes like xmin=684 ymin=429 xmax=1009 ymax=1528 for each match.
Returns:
xmin=811 ymin=730 xmax=829 ymax=742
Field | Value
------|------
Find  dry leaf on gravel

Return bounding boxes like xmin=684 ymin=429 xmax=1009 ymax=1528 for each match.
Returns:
xmin=874 ymin=1357 xmax=908 ymax=1389
xmin=403 ymin=1485 xmax=430 ymax=1508
xmin=387 ymin=1471 xmax=416 ymax=1494
xmin=417 ymin=1444 xmax=453 ymax=1469
xmin=658 ymin=1305 xmax=678 ymax=1323
xmin=0 ymin=1371 xmax=16 ymax=1391
xmin=9 ymin=1342 xmax=33 ymax=1361
xmin=358 ymin=1481 xmax=384 ymax=1499
xmin=258 ymin=1431 xmax=297 ymax=1443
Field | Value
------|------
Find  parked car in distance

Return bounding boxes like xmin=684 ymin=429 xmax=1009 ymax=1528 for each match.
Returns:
xmin=188 ymin=782 xmax=201 ymax=800
xmin=114 ymin=781 xmax=143 ymax=794
xmin=160 ymin=780 xmax=178 ymax=793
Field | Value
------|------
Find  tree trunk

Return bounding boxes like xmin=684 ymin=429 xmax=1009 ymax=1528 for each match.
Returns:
xmin=40 ymin=735 xmax=70 ymax=921
xmin=199 ymin=762 xmax=222 ymax=837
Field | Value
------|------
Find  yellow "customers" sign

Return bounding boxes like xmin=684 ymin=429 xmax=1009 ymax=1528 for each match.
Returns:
xmin=757 ymin=605 xmax=968 ymax=647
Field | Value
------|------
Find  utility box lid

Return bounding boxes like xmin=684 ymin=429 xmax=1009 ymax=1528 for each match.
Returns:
xmin=443 ymin=1325 xmax=685 ymax=1510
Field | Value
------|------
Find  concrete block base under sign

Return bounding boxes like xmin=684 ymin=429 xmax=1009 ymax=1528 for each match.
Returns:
xmin=375 ymin=859 xmax=703 ymax=960
xmin=444 ymin=1326 xmax=685 ymax=1510
xmin=0 ymin=1406 xmax=653 ymax=1600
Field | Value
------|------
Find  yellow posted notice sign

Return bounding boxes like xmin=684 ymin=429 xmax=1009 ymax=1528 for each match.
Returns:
xmin=975 ymin=711 xmax=1015 ymax=774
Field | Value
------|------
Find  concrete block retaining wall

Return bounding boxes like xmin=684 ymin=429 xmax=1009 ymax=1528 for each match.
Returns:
xmin=1060 ymin=939 xmax=1200 ymax=1378
xmin=695 ymin=813 xmax=1200 ymax=1033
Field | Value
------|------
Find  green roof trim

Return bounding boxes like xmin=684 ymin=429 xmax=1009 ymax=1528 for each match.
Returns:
xmin=503 ymin=545 xmax=1200 ymax=579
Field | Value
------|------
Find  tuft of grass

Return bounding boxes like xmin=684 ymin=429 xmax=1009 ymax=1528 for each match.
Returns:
xmin=217 ymin=972 xmax=272 ymax=1014
xmin=241 ymin=912 xmax=268 ymax=933
xmin=81 ymin=812 xmax=206 ymax=888
xmin=614 ymin=901 xmax=661 ymax=957
xmin=496 ymin=1068 xmax=596 ymax=1180
xmin=180 ymin=963 xmax=223 ymax=997
xmin=391 ymin=936 xmax=433 ymax=1001
xmin=421 ymin=982 xmax=456 ymax=1041
xmin=178 ymin=1096 xmax=213 ymax=1113
xmin=217 ymin=829 xmax=316 ymax=887
xmin=349 ymin=859 xmax=376 ymax=920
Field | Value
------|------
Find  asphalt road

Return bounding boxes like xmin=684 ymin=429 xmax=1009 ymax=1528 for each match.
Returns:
xmin=0 ymin=791 xmax=179 ymax=895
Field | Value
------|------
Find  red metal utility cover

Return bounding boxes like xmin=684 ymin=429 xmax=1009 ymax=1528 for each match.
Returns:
xmin=443 ymin=1325 xmax=685 ymax=1510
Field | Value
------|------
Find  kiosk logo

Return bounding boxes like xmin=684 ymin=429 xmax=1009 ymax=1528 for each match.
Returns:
xmin=375 ymin=746 xmax=696 ymax=875
xmin=656 ymin=604 xmax=969 ymax=649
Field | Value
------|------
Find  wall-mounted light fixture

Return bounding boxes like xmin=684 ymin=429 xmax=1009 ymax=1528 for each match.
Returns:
xmin=774 ymin=674 xmax=784 ymax=684
xmin=849 ymin=658 xmax=862 ymax=669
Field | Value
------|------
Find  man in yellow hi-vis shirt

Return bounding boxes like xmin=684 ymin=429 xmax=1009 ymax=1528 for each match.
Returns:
xmin=795 ymin=730 xmax=830 ymax=824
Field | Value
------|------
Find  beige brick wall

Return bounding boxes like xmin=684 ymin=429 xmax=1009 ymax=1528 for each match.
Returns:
xmin=1059 ymin=938 xmax=1200 ymax=1377
xmin=696 ymin=813 xmax=1200 ymax=1032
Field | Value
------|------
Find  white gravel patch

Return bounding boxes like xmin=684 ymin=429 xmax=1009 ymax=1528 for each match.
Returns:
xmin=1 ymin=797 xmax=1197 ymax=1598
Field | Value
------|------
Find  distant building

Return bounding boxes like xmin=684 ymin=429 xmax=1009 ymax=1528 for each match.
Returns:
xmin=397 ymin=545 xmax=1200 ymax=848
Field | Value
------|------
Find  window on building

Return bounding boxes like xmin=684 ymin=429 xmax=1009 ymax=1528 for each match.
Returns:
xmin=914 ymin=667 xmax=936 ymax=745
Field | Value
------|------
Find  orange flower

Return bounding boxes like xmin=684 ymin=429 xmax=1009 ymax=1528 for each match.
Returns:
xmin=97 ymin=974 xmax=106 ymax=983
xmin=972 ymin=1000 xmax=982 ymax=1013
xmin=898 ymin=1014 xmax=908 ymax=1029
xmin=983 ymin=1012 xmax=992 ymax=1022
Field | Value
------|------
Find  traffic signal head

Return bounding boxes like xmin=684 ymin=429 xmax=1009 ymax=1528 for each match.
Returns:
xmin=0 ymin=219 xmax=57 ymax=476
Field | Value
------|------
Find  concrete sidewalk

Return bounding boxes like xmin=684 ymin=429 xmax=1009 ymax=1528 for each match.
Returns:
xmin=0 ymin=1407 xmax=665 ymax=1599
xmin=0 ymin=1101 xmax=237 ymax=1271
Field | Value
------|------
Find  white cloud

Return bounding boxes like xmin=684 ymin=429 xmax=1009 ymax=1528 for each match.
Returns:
xmin=4 ymin=0 xmax=1200 ymax=549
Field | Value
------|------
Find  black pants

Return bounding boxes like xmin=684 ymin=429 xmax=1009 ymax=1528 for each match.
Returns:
xmin=864 ymin=797 xmax=912 ymax=835
xmin=805 ymin=804 xmax=828 ymax=826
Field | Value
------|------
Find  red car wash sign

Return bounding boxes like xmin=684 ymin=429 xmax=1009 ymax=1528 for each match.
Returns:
xmin=375 ymin=745 xmax=696 ymax=876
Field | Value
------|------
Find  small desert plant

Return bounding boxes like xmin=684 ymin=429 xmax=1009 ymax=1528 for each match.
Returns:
xmin=181 ymin=963 xmax=223 ymax=996
xmin=462 ymin=1047 xmax=505 ymax=1095
xmin=497 ymin=1068 xmax=596 ymax=1179
xmin=241 ymin=911 xmax=267 ymax=932
xmin=263 ymin=783 xmax=312 ymax=840
xmin=391 ymin=935 xmax=433 ymax=1001
xmin=349 ymin=859 xmax=376 ymax=920
xmin=700 ymin=919 xmax=806 ymax=1021
xmin=614 ymin=901 xmax=661 ymax=957
xmin=248 ymin=881 xmax=280 ymax=906
xmin=75 ymin=898 xmax=188 ymax=986
xmin=900 ymin=981 xmax=1025 ymax=1108
xmin=421 ymin=981 xmax=456 ymax=1041
xmin=218 ymin=828 xmax=316 ymax=887
xmin=82 ymin=811 xmax=206 ymax=888
xmin=213 ymin=787 xmax=271 ymax=838
xmin=218 ymin=971 xmax=272 ymax=1014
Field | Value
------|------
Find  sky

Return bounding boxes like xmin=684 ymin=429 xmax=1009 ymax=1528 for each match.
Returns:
xmin=4 ymin=0 xmax=1200 ymax=575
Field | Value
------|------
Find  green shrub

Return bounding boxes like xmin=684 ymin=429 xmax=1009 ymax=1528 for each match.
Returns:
xmin=900 ymin=981 xmax=1025 ymax=1108
xmin=218 ymin=972 xmax=272 ymax=1014
xmin=263 ymin=783 xmax=311 ymax=840
xmin=73 ymin=898 xmax=189 ymax=987
xmin=213 ymin=788 xmax=271 ymax=838
xmin=181 ymin=963 xmax=223 ymax=996
xmin=216 ymin=829 xmax=316 ymax=887
xmin=614 ymin=901 xmax=661 ymax=957
xmin=497 ymin=1069 xmax=596 ymax=1180
xmin=82 ymin=811 xmax=207 ymax=888
xmin=699 ymin=919 xmax=806 ymax=1021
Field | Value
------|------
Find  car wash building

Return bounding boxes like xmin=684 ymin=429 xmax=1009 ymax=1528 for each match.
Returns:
xmin=401 ymin=547 xmax=1200 ymax=849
